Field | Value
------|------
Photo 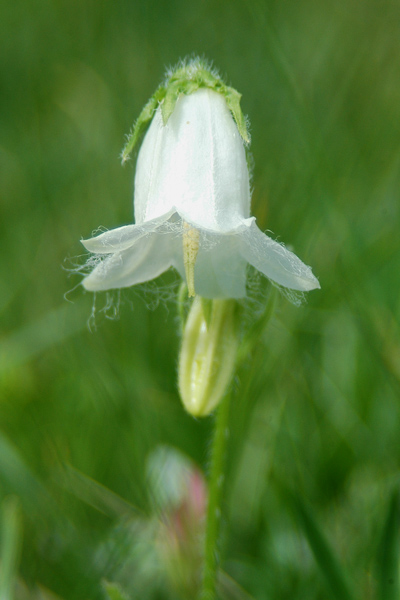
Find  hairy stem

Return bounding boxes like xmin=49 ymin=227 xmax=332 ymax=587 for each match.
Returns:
xmin=199 ymin=392 xmax=231 ymax=600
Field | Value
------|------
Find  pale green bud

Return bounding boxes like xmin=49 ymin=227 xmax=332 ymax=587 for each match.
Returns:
xmin=178 ymin=297 xmax=239 ymax=417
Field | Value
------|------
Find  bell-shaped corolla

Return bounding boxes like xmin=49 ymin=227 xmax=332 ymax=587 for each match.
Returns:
xmin=81 ymin=88 xmax=319 ymax=298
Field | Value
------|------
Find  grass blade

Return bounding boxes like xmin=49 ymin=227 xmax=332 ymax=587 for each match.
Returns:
xmin=0 ymin=496 xmax=22 ymax=600
xmin=102 ymin=581 xmax=130 ymax=600
xmin=376 ymin=489 xmax=399 ymax=600
xmin=294 ymin=497 xmax=354 ymax=600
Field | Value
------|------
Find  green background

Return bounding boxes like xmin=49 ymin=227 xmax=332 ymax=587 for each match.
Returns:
xmin=1 ymin=0 xmax=400 ymax=598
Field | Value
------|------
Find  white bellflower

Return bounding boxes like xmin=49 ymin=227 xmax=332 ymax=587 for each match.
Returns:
xmin=81 ymin=64 xmax=319 ymax=298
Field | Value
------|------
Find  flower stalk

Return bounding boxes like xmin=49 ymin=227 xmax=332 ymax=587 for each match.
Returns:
xmin=200 ymin=390 xmax=231 ymax=600
xmin=197 ymin=285 xmax=279 ymax=599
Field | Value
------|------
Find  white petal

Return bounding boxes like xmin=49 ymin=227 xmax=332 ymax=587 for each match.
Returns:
xmin=134 ymin=88 xmax=250 ymax=232
xmin=82 ymin=211 xmax=174 ymax=254
xmin=82 ymin=232 xmax=177 ymax=291
xmin=195 ymin=233 xmax=248 ymax=298
xmin=82 ymin=225 xmax=144 ymax=254
xmin=240 ymin=221 xmax=320 ymax=291
xmin=170 ymin=230 xmax=247 ymax=299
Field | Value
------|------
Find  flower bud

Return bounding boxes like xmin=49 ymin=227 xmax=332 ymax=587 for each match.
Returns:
xmin=178 ymin=297 xmax=239 ymax=417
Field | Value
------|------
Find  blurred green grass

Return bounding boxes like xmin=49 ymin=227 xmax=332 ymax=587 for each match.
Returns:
xmin=1 ymin=0 xmax=400 ymax=598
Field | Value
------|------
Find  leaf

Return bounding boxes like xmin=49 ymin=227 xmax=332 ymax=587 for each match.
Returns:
xmin=58 ymin=464 xmax=140 ymax=520
xmin=237 ymin=286 xmax=277 ymax=363
xmin=218 ymin=571 xmax=255 ymax=600
xmin=102 ymin=580 xmax=130 ymax=600
xmin=294 ymin=496 xmax=355 ymax=600
xmin=0 ymin=433 xmax=56 ymax=521
xmin=0 ymin=497 xmax=22 ymax=600
xmin=0 ymin=303 xmax=87 ymax=376
xmin=376 ymin=489 xmax=400 ymax=600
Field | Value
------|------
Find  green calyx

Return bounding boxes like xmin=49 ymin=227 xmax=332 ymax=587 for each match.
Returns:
xmin=121 ymin=57 xmax=250 ymax=164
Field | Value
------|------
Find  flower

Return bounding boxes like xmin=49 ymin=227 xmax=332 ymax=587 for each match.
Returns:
xmin=81 ymin=70 xmax=319 ymax=299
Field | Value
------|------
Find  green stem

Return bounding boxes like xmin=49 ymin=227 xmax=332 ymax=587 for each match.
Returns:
xmin=200 ymin=392 xmax=231 ymax=600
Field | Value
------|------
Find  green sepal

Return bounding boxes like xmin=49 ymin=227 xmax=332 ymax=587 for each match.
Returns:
xmin=121 ymin=85 xmax=166 ymax=163
xmin=121 ymin=57 xmax=251 ymax=163
xmin=161 ymin=80 xmax=184 ymax=124
xmin=224 ymin=86 xmax=250 ymax=145
xmin=168 ymin=62 xmax=220 ymax=89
